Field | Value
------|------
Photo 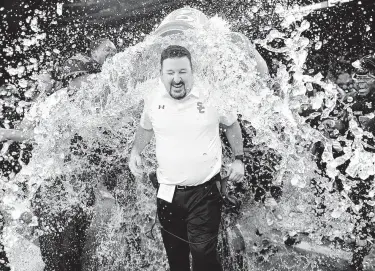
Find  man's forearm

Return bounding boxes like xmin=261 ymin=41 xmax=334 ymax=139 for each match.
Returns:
xmin=132 ymin=126 xmax=154 ymax=154
xmin=0 ymin=128 xmax=34 ymax=142
xmin=224 ymin=121 xmax=244 ymax=156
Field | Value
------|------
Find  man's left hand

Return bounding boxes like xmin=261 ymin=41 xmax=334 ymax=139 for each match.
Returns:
xmin=227 ymin=160 xmax=245 ymax=182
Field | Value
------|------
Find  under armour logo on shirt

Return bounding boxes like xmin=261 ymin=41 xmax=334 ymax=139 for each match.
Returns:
xmin=159 ymin=105 xmax=165 ymax=109
xmin=197 ymin=102 xmax=205 ymax=113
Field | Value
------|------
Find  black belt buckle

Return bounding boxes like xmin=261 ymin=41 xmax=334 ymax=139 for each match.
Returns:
xmin=148 ymin=171 xmax=159 ymax=189
xmin=176 ymin=175 xmax=218 ymax=190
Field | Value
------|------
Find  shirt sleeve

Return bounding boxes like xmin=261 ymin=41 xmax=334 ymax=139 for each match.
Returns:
xmin=219 ymin=112 xmax=238 ymax=126
xmin=140 ymin=94 xmax=153 ymax=130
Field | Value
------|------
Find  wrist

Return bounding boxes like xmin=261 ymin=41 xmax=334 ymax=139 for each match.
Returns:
xmin=131 ymin=148 xmax=141 ymax=156
xmin=234 ymin=154 xmax=244 ymax=163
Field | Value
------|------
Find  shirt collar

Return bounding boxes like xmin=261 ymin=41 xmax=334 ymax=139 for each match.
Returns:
xmin=188 ymin=86 xmax=200 ymax=98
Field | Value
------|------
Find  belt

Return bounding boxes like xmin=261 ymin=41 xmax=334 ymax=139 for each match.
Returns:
xmin=175 ymin=173 xmax=220 ymax=191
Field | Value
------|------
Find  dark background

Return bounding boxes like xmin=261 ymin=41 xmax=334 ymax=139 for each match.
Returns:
xmin=1 ymin=0 xmax=374 ymax=86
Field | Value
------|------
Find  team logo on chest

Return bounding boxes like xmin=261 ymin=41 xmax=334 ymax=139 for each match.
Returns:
xmin=197 ymin=102 xmax=205 ymax=113
xmin=159 ymin=105 xmax=165 ymax=109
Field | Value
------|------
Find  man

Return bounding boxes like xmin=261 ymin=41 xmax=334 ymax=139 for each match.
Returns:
xmin=59 ymin=38 xmax=116 ymax=92
xmin=0 ymin=38 xmax=117 ymax=142
xmin=129 ymin=45 xmax=245 ymax=271
xmin=312 ymin=54 xmax=375 ymax=271
xmin=346 ymin=54 xmax=375 ymax=271
xmin=32 ymin=38 xmax=117 ymax=271
xmin=0 ymin=38 xmax=117 ymax=271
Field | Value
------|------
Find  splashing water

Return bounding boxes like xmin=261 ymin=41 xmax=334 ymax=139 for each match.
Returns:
xmin=1 ymin=5 xmax=375 ymax=271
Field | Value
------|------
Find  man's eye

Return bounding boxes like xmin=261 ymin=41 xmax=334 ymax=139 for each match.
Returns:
xmin=180 ymin=71 xmax=186 ymax=74
xmin=168 ymin=73 xmax=174 ymax=75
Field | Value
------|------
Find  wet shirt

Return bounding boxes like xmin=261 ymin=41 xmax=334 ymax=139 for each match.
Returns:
xmin=58 ymin=53 xmax=101 ymax=87
xmin=25 ymin=53 xmax=102 ymax=125
xmin=140 ymin=80 xmax=236 ymax=186
xmin=25 ymin=89 xmax=68 ymax=126
xmin=57 ymin=53 xmax=107 ymax=161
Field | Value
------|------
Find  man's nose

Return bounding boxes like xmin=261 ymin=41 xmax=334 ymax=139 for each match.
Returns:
xmin=173 ymin=75 xmax=182 ymax=83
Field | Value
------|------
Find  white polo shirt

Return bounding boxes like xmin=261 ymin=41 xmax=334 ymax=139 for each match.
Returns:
xmin=140 ymin=80 xmax=236 ymax=186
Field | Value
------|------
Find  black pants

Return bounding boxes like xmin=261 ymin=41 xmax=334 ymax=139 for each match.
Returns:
xmin=38 ymin=210 xmax=91 ymax=271
xmin=157 ymin=175 xmax=223 ymax=271
xmin=32 ymin=175 xmax=94 ymax=271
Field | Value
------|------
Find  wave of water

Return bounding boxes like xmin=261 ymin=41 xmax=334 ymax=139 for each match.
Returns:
xmin=1 ymin=4 xmax=374 ymax=271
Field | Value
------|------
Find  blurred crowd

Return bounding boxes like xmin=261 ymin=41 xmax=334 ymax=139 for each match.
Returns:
xmin=222 ymin=52 xmax=375 ymax=271
xmin=313 ymin=53 xmax=375 ymax=271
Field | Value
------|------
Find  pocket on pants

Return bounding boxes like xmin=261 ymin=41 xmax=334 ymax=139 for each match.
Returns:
xmin=210 ymin=181 xmax=223 ymax=203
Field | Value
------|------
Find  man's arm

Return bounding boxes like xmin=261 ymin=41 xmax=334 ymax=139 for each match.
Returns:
xmin=129 ymin=91 xmax=155 ymax=177
xmin=0 ymin=128 xmax=34 ymax=142
xmin=229 ymin=32 xmax=269 ymax=78
xmin=221 ymin=120 xmax=245 ymax=183
xmin=129 ymin=126 xmax=154 ymax=178
xmin=222 ymin=120 xmax=244 ymax=156
xmin=133 ymin=93 xmax=154 ymax=155
xmin=131 ymin=126 xmax=154 ymax=155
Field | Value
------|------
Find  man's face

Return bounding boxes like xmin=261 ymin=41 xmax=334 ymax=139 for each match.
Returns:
xmin=161 ymin=57 xmax=194 ymax=100
xmin=352 ymin=72 xmax=375 ymax=97
xmin=94 ymin=40 xmax=117 ymax=65
xmin=353 ymin=80 xmax=372 ymax=97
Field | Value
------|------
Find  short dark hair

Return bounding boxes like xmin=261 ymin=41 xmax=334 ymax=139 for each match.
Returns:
xmin=89 ymin=38 xmax=110 ymax=53
xmin=160 ymin=45 xmax=192 ymax=69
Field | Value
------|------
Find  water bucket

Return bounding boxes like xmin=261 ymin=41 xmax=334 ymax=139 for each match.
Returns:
xmin=153 ymin=7 xmax=209 ymax=37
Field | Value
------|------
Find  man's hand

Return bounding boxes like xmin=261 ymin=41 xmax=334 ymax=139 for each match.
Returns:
xmin=129 ymin=150 xmax=144 ymax=178
xmin=0 ymin=129 xmax=6 ymax=142
xmin=227 ymin=160 xmax=245 ymax=182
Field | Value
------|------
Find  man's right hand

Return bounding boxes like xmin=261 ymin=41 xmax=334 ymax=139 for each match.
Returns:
xmin=0 ymin=129 xmax=6 ymax=142
xmin=129 ymin=150 xmax=144 ymax=178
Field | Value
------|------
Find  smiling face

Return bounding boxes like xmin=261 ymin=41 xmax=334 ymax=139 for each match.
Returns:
xmin=160 ymin=55 xmax=194 ymax=100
